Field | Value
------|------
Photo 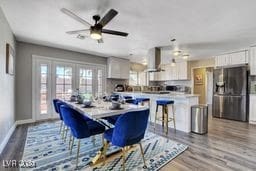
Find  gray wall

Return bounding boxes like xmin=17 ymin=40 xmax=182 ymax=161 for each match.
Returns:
xmin=0 ymin=7 xmax=16 ymax=152
xmin=15 ymin=42 xmax=107 ymax=120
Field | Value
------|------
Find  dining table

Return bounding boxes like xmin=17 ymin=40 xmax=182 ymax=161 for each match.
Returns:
xmin=60 ymin=99 xmax=149 ymax=165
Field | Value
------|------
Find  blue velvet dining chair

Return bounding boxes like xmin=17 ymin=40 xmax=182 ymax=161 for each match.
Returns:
xmin=104 ymin=98 xmax=138 ymax=125
xmin=56 ymin=101 xmax=68 ymax=139
xmin=60 ymin=105 xmax=105 ymax=168
xmin=103 ymin=109 xmax=150 ymax=170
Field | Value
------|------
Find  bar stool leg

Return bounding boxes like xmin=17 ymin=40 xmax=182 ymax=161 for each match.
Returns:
xmin=172 ymin=104 xmax=176 ymax=132
xmin=162 ymin=105 xmax=165 ymax=130
xmin=165 ymin=105 xmax=169 ymax=135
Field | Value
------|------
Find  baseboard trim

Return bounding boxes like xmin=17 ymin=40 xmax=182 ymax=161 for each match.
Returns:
xmin=249 ymin=120 xmax=256 ymax=125
xmin=0 ymin=123 xmax=16 ymax=155
xmin=15 ymin=119 xmax=35 ymax=125
xmin=0 ymin=119 xmax=36 ymax=154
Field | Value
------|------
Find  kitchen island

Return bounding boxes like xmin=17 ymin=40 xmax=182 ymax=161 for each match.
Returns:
xmin=114 ymin=92 xmax=199 ymax=133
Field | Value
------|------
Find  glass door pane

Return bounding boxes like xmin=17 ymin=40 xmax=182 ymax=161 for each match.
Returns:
xmin=79 ymin=67 xmax=93 ymax=99
xmin=55 ymin=65 xmax=73 ymax=100
xmin=33 ymin=59 xmax=52 ymax=121
xmin=97 ymin=69 xmax=105 ymax=96
xmin=40 ymin=64 xmax=48 ymax=114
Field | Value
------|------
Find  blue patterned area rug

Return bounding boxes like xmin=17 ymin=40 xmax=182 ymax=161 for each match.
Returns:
xmin=21 ymin=121 xmax=188 ymax=171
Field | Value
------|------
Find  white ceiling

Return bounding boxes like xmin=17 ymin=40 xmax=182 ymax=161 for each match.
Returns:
xmin=1 ymin=0 xmax=256 ymax=63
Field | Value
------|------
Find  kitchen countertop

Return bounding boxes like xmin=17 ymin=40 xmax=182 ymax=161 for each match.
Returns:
xmin=113 ymin=91 xmax=200 ymax=98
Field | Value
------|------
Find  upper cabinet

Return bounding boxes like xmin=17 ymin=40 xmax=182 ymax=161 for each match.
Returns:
xmin=250 ymin=46 xmax=256 ymax=75
xmin=215 ymin=50 xmax=248 ymax=67
xmin=107 ymin=57 xmax=130 ymax=79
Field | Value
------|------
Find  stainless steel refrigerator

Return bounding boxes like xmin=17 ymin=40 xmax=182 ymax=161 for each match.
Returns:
xmin=212 ymin=66 xmax=248 ymax=121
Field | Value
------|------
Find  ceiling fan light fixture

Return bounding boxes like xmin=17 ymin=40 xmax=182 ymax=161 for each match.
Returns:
xmin=90 ymin=27 xmax=102 ymax=40
xmin=90 ymin=32 xmax=102 ymax=40
xmin=173 ymin=50 xmax=181 ymax=56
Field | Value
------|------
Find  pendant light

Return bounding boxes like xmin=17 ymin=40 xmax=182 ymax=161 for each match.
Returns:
xmin=171 ymin=58 xmax=176 ymax=67
xmin=182 ymin=54 xmax=189 ymax=59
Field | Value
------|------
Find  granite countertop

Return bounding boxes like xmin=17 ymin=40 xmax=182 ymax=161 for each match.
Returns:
xmin=113 ymin=91 xmax=200 ymax=98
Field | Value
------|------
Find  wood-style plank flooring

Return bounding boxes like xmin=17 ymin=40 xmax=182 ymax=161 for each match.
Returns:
xmin=1 ymin=116 xmax=256 ymax=171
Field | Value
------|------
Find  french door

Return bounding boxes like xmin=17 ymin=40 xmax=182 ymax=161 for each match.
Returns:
xmin=33 ymin=59 xmax=52 ymax=120
xmin=32 ymin=56 xmax=106 ymax=121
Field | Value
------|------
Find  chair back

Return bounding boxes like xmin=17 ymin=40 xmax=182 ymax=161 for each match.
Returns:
xmin=53 ymin=99 xmax=59 ymax=113
xmin=60 ymin=105 xmax=91 ymax=139
xmin=56 ymin=101 xmax=66 ymax=120
xmin=112 ymin=109 xmax=149 ymax=147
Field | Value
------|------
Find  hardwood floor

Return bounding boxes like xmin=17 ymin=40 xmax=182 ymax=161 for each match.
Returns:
xmin=1 ymin=117 xmax=256 ymax=171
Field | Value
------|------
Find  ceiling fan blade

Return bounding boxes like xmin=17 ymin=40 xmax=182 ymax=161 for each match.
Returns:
xmin=61 ymin=8 xmax=92 ymax=27
xmin=97 ymin=38 xmax=104 ymax=43
xmin=66 ymin=29 xmax=90 ymax=35
xmin=99 ymin=9 xmax=118 ymax=27
xmin=102 ymin=29 xmax=128 ymax=37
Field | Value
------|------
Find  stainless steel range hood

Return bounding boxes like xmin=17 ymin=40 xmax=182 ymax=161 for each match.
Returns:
xmin=146 ymin=47 xmax=165 ymax=72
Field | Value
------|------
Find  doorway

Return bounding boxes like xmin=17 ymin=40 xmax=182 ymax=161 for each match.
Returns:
xmin=32 ymin=56 xmax=106 ymax=121
xmin=193 ymin=67 xmax=213 ymax=106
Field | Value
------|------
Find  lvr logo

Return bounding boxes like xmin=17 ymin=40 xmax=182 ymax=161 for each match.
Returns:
xmin=2 ymin=160 xmax=18 ymax=168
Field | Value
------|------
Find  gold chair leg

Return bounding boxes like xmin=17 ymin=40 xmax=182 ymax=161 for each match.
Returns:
xmin=122 ymin=147 xmax=126 ymax=171
xmin=59 ymin=121 xmax=63 ymax=134
xmin=68 ymin=132 xmax=72 ymax=150
xmin=76 ymin=139 xmax=81 ymax=168
xmin=102 ymin=140 xmax=109 ymax=165
xmin=70 ymin=137 xmax=75 ymax=155
xmin=61 ymin=125 xmax=66 ymax=139
xmin=92 ymin=135 xmax=96 ymax=146
xmin=139 ymin=142 xmax=146 ymax=168
xmin=154 ymin=105 xmax=159 ymax=132
xmin=64 ymin=127 xmax=68 ymax=142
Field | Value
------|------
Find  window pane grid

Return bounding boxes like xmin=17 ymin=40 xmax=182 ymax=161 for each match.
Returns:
xmin=79 ymin=68 xmax=93 ymax=97
xmin=40 ymin=64 xmax=48 ymax=115
xmin=56 ymin=66 xmax=72 ymax=100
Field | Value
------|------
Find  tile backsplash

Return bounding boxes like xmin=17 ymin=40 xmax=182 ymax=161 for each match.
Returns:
xmin=106 ymin=79 xmax=128 ymax=94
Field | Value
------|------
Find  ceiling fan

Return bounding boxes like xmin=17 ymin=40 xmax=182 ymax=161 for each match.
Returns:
xmin=61 ymin=8 xmax=129 ymax=43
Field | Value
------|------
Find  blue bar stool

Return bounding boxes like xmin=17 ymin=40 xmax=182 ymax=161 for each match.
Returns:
xmin=123 ymin=96 xmax=133 ymax=100
xmin=154 ymin=100 xmax=176 ymax=135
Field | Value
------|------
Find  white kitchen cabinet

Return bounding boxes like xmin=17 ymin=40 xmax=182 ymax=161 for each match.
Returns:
xmin=215 ymin=55 xmax=229 ymax=67
xmin=149 ymin=72 xmax=159 ymax=81
xmin=249 ymin=94 xmax=256 ymax=124
xmin=170 ymin=64 xmax=178 ymax=80
xmin=250 ymin=46 xmax=256 ymax=75
xmin=215 ymin=51 xmax=248 ymax=67
xmin=230 ymin=51 xmax=247 ymax=65
xmin=107 ymin=57 xmax=130 ymax=79
xmin=149 ymin=62 xmax=190 ymax=81
xmin=177 ymin=61 xmax=189 ymax=80
xmin=160 ymin=55 xmax=171 ymax=65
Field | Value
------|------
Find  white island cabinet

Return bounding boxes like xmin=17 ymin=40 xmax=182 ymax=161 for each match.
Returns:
xmin=114 ymin=92 xmax=199 ymax=133
xmin=250 ymin=46 xmax=256 ymax=75
xmin=249 ymin=94 xmax=256 ymax=124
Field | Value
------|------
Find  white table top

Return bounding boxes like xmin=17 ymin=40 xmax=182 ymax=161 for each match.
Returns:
xmin=62 ymin=100 xmax=149 ymax=119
